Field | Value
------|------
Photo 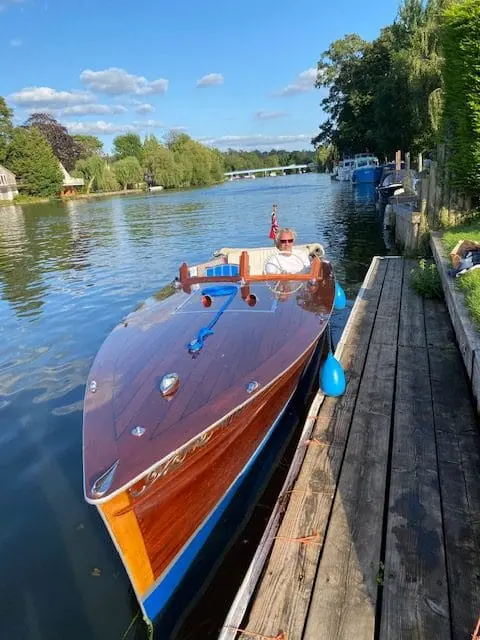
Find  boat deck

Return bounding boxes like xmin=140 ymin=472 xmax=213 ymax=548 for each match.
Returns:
xmin=224 ymin=256 xmax=480 ymax=640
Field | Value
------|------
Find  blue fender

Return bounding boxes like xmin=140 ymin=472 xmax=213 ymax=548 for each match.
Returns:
xmin=319 ymin=352 xmax=346 ymax=397
xmin=334 ymin=282 xmax=346 ymax=310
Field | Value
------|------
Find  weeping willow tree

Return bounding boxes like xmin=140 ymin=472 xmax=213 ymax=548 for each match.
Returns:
xmin=73 ymin=155 xmax=119 ymax=193
xmin=313 ymin=0 xmax=448 ymax=156
xmin=395 ymin=0 xmax=449 ymax=151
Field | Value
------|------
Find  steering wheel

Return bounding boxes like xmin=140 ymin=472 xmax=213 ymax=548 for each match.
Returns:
xmin=263 ymin=250 xmax=307 ymax=296
xmin=263 ymin=250 xmax=307 ymax=275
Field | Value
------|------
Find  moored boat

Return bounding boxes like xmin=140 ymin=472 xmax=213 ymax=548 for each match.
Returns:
xmin=337 ymin=158 xmax=354 ymax=182
xmin=82 ymin=243 xmax=336 ymax=627
xmin=376 ymin=169 xmax=406 ymax=204
xmin=351 ymin=153 xmax=382 ymax=184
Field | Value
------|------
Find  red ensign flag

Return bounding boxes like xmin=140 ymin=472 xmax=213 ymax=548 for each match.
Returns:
xmin=269 ymin=206 xmax=279 ymax=240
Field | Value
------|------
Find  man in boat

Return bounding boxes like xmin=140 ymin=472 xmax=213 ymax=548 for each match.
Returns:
xmin=264 ymin=227 xmax=311 ymax=275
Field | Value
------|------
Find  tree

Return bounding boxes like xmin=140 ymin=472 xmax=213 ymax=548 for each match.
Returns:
xmin=313 ymin=0 xmax=446 ymax=157
xmin=0 ymin=97 xmax=13 ymax=165
xmin=112 ymin=156 xmax=143 ymax=191
xmin=312 ymin=34 xmax=368 ymax=154
xmin=24 ymin=113 xmax=80 ymax=171
xmin=113 ymin=133 xmax=143 ymax=163
xmin=73 ymin=135 xmax=103 ymax=159
xmin=74 ymin=156 xmax=109 ymax=193
xmin=316 ymin=145 xmax=336 ymax=171
xmin=5 ymin=127 xmax=63 ymax=197
xmin=143 ymin=135 xmax=182 ymax=188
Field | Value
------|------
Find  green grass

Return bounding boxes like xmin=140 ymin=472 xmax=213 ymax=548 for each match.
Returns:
xmin=442 ymin=217 xmax=480 ymax=253
xmin=13 ymin=194 xmax=51 ymax=204
xmin=456 ymin=270 xmax=480 ymax=330
xmin=441 ymin=216 xmax=480 ymax=330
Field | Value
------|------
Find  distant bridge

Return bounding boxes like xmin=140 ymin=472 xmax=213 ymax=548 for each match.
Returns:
xmin=224 ymin=164 xmax=315 ymax=178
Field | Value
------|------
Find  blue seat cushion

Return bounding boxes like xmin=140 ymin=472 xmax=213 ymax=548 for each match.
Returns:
xmin=205 ymin=264 xmax=239 ymax=277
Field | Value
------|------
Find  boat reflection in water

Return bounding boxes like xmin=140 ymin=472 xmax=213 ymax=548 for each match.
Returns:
xmin=82 ymin=243 xmax=335 ymax=630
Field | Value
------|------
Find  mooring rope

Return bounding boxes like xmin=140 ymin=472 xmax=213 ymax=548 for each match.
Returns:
xmin=187 ymin=285 xmax=238 ymax=354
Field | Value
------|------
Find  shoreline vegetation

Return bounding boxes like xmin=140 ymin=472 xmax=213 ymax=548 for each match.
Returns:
xmin=0 ymin=102 xmax=323 ymax=202
xmin=9 ymin=189 xmax=146 ymax=205
xmin=312 ymin=0 xmax=480 ymax=204
xmin=310 ymin=0 xmax=479 ymax=332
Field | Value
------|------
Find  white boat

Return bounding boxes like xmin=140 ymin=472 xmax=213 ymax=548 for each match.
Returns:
xmin=337 ymin=158 xmax=354 ymax=182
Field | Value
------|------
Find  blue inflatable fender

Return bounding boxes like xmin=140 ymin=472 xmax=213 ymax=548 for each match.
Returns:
xmin=334 ymin=282 xmax=346 ymax=310
xmin=319 ymin=352 xmax=346 ymax=397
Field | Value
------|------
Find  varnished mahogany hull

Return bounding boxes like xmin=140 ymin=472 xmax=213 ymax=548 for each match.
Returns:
xmin=83 ymin=257 xmax=335 ymax=624
xmin=98 ymin=342 xmax=316 ymax=623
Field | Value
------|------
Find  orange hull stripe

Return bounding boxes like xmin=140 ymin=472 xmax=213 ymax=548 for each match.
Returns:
xmin=100 ymin=491 xmax=154 ymax=596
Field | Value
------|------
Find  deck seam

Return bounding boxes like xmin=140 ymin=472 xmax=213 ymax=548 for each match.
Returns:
xmin=374 ymin=258 xmax=405 ymax=640
xmin=424 ymin=296 xmax=455 ymax=638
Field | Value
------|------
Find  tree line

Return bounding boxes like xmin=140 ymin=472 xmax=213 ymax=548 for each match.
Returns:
xmin=0 ymin=100 xmax=323 ymax=198
xmin=222 ymin=149 xmax=317 ymax=171
xmin=312 ymin=0 xmax=480 ymax=197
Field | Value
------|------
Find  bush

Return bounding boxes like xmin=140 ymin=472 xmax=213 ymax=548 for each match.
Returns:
xmin=410 ymin=259 xmax=444 ymax=299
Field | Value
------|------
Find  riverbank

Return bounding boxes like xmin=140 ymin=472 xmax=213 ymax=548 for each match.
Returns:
xmin=6 ymin=181 xmax=234 ymax=207
xmin=8 ymin=189 xmax=146 ymax=206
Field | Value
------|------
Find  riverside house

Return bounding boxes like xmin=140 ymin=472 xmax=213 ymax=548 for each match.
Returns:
xmin=0 ymin=165 xmax=18 ymax=201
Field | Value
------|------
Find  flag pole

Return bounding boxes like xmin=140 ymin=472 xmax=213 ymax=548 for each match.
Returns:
xmin=269 ymin=203 xmax=278 ymax=245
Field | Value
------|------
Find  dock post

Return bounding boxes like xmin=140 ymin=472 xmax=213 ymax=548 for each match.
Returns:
xmin=395 ymin=150 xmax=401 ymax=170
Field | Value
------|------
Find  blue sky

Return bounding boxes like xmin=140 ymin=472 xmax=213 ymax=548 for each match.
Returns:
xmin=1 ymin=0 xmax=401 ymax=152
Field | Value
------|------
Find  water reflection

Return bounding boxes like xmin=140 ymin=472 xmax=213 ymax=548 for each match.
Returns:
xmin=0 ymin=174 xmax=391 ymax=640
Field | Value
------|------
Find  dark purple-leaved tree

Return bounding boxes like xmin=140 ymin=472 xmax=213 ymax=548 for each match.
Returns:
xmin=24 ymin=113 xmax=80 ymax=171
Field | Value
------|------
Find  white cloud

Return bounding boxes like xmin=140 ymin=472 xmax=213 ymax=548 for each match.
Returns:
xmin=137 ymin=79 xmax=168 ymax=95
xmin=276 ymin=68 xmax=318 ymax=97
xmin=0 ymin=0 xmax=24 ymax=11
xmin=196 ymin=73 xmax=224 ymax=88
xmin=65 ymin=121 xmax=134 ymax=135
xmin=9 ymin=37 xmax=22 ymax=47
xmin=255 ymin=110 xmax=288 ymax=120
xmin=80 ymin=68 xmax=169 ymax=96
xmin=60 ymin=103 xmax=127 ymax=116
xmin=8 ymin=86 xmax=95 ymax=108
xmin=199 ymin=134 xmax=311 ymax=149
xmin=134 ymin=103 xmax=155 ymax=114
xmin=64 ymin=119 xmax=164 ymax=136
xmin=132 ymin=119 xmax=164 ymax=129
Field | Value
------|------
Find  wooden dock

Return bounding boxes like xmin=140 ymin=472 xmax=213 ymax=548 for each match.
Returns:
xmin=221 ymin=257 xmax=480 ymax=640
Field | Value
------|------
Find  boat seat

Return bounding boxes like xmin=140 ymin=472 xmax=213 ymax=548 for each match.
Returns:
xmin=205 ymin=263 xmax=240 ymax=277
xmin=214 ymin=243 xmax=324 ymax=276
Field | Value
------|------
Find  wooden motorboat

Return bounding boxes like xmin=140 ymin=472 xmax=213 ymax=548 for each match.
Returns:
xmin=82 ymin=243 xmax=336 ymax=626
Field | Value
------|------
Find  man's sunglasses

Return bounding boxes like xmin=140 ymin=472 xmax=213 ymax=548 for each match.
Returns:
xmin=280 ymin=238 xmax=294 ymax=243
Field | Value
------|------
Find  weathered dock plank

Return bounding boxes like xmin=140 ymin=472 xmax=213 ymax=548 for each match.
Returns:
xmin=303 ymin=258 xmax=403 ymax=640
xmin=234 ymin=258 xmax=388 ymax=640
xmin=425 ymin=298 xmax=480 ymax=639
xmin=380 ymin=262 xmax=450 ymax=640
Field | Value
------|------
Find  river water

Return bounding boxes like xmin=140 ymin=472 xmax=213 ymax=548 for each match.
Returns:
xmin=0 ymin=174 xmax=390 ymax=640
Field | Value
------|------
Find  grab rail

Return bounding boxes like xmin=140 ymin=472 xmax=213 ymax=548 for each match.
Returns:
xmin=178 ymin=252 xmax=326 ymax=294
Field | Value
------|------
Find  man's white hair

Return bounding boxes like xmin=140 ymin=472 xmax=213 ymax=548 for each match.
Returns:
xmin=275 ymin=227 xmax=297 ymax=249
